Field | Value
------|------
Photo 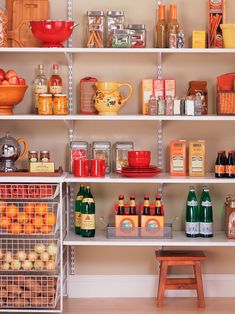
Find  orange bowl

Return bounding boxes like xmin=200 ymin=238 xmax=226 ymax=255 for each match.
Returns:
xmin=0 ymin=85 xmax=28 ymax=115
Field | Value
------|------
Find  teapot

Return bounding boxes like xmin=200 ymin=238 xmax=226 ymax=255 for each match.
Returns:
xmin=0 ymin=133 xmax=28 ymax=172
xmin=93 ymin=82 xmax=133 ymax=115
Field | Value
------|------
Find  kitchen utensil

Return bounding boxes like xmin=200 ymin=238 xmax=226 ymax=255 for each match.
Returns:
xmin=30 ymin=20 xmax=79 ymax=47
xmin=0 ymin=85 xmax=28 ymax=115
xmin=90 ymin=159 xmax=106 ymax=177
xmin=128 ymin=151 xmax=151 ymax=167
xmin=74 ymin=159 xmax=89 ymax=177
xmin=0 ymin=133 xmax=28 ymax=172
xmin=94 ymin=81 xmax=133 ymax=115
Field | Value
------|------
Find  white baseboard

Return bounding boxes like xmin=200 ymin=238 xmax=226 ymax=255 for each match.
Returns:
xmin=68 ymin=274 xmax=235 ymax=298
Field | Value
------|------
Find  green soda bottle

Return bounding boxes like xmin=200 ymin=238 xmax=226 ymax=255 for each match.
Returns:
xmin=75 ymin=184 xmax=85 ymax=235
xmin=185 ymin=186 xmax=199 ymax=238
xmin=81 ymin=186 xmax=95 ymax=238
xmin=200 ymin=187 xmax=213 ymax=238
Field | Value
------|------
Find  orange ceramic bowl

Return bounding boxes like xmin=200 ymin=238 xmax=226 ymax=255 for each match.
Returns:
xmin=0 ymin=85 xmax=28 ymax=115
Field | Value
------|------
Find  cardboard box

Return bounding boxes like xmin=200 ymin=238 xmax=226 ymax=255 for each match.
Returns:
xmin=142 ymin=79 xmax=164 ymax=115
xmin=165 ymin=79 xmax=176 ymax=98
xmin=192 ymin=31 xmax=206 ymax=48
xmin=115 ymin=215 xmax=139 ymax=237
xmin=141 ymin=215 xmax=164 ymax=237
xmin=170 ymin=140 xmax=187 ymax=176
xmin=29 ymin=162 xmax=55 ymax=173
xmin=189 ymin=141 xmax=206 ymax=177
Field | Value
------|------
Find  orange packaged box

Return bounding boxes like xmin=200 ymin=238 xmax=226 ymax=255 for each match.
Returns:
xmin=142 ymin=79 xmax=164 ymax=115
xmin=189 ymin=141 xmax=206 ymax=177
xmin=170 ymin=140 xmax=187 ymax=176
xmin=164 ymin=79 xmax=176 ymax=98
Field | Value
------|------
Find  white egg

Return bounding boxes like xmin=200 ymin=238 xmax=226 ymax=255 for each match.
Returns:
xmin=47 ymin=242 xmax=58 ymax=256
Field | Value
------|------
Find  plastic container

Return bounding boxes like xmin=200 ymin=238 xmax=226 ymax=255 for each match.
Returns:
xmin=221 ymin=24 xmax=235 ymax=48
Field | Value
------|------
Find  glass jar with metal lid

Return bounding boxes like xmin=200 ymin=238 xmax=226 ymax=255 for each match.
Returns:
xmin=92 ymin=141 xmax=111 ymax=173
xmin=111 ymin=29 xmax=131 ymax=48
xmin=87 ymin=11 xmax=104 ymax=48
xmin=107 ymin=11 xmax=125 ymax=47
xmin=70 ymin=141 xmax=89 ymax=173
xmin=128 ymin=24 xmax=146 ymax=48
xmin=114 ymin=142 xmax=134 ymax=173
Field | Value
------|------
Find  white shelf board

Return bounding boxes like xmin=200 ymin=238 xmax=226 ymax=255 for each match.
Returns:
xmin=63 ymin=230 xmax=235 ymax=247
xmin=0 ymin=174 xmax=66 ymax=183
xmin=65 ymin=173 xmax=235 ymax=184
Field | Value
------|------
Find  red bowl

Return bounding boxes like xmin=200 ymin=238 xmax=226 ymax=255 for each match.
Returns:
xmin=128 ymin=151 xmax=151 ymax=167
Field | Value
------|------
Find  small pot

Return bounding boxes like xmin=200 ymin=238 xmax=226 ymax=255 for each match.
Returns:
xmin=128 ymin=151 xmax=151 ymax=167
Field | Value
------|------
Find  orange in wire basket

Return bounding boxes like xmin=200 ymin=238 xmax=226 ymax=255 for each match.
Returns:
xmin=6 ymin=204 xmax=19 ymax=218
xmin=41 ymin=225 xmax=52 ymax=234
xmin=10 ymin=222 xmax=23 ymax=234
xmin=0 ymin=215 xmax=11 ymax=229
xmin=24 ymin=223 xmax=35 ymax=234
xmin=24 ymin=203 xmax=36 ymax=214
xmin=17 ymin=212 xmax=29 ymax=224
xmin=32 ymin=215 xmax=44 ymax=229
xmin=43 ymin=213 xmax=56 ymax=226
xmin=35 ymin=203 xmax=48 ymax=215
xmin=0 ymin=201 xmax=6 ymax=213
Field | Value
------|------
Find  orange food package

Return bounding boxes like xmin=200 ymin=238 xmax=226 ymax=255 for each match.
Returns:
xmin=170 ymin=140 xmax=187 ymax=176
xmin=208 ymin=0 xmax=226 ymax=48
xmin=189 ymin=141 xmax=206 ymax=177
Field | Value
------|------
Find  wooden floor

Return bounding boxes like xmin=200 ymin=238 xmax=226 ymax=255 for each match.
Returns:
xmin=63 ymin=298 xmax=235 ymax=314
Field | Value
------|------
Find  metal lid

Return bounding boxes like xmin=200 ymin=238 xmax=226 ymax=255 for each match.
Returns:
xmin=54 ymin=94 xmax=68 ymax=97
xmin=40 ymin=150 xmax=49 ymax=153
xmin=87 ymin=11 xmax=104 ymax=16
xmin=113 ymin=29 xmax=130 ymax=35
xmin=70 ymin=141 xmax=88 ymax=148
xmin=115 ymin=142 xmax=134 ymax=149
xmin=107 ymin=11 xmax=124 ymax=17
xmin=92 ymin=141 xmax=111 ymax=149
xmin=28 ymin=150 xmax=38 ymax=153
xmin=128 ymin=24 xmax=145 ymax=30
xmin=39 ymin=94 xmax=52 ymax=97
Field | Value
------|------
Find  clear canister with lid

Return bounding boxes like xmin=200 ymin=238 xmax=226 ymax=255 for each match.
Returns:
xmin=70 ymin=141 xmax=89 ymax=173
xmin=92 ymin=141 xmax=111 ymax=173
xmin=87 ymin=11 xmax=104 ymax=48
xmin=114 ymin=142 xmax=134 ymax=172
xmin=128 ymin=24 xmax=146 ymax=48
xmin=107 ymin=11 xmax=125 ymax=47
xmin=111 ymin=29 xmax=131 ymax=48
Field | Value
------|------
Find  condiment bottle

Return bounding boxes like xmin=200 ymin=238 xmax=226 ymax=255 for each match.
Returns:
xmin=143 ymin=196 xmax=150 ymax=215
xmin=49 ymin=64 xmax=63 ymax=95
xmin=33 ymin=64 xmax=48 ymax=114
xmin=117 ymin=195 xmax=125 ymax=215
xmin=167 ymin=5 xmax=179 ymax=48
xmin=226 ymin=151 xmax=235 ymax=178
xmin=155 ymin=195 xmax=162 ymax=216
xmin=215 ymin=151 xmax=227 ymax=178
xmin=129 ymin=195 xmax=137 ymax=215
xmin=155 ymin=5 xmax=167 ymax=48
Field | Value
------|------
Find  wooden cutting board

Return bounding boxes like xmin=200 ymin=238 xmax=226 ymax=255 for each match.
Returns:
xmin=7 ymin=0 xmax=49 ymax=47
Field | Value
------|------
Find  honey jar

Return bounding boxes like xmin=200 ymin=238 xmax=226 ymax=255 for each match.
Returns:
xmin=38 ymin=94 xmax=53 ymax=115
xmin=28 ymin=150 xmax=38 ymax=163
xmin=40 ymin=150 xmax=50 ymax=162
xmin=53 ymin=94 xmax=69 ymax=115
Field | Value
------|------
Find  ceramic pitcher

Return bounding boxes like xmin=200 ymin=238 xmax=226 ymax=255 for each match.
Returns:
xmin=93 ymin=82 xmax=133 ymax=115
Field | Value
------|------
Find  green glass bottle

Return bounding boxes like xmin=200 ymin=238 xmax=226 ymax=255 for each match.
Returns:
xmin=200 ymin=187 xmax=213 ymax=238
xmin=185 ymin=186 xmax=199 ymax=238
xmin=81 ymin=186 xmax=95 ymax=238
xmin=75 ymin=184 xmax=85 ymax=235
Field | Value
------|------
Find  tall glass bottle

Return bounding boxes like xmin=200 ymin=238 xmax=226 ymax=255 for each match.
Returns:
xmin=129 ymin=195 xmax=137 ymax=215
xmin=167 ymin=5 xmax=179 ymax=48
xmin=155 ymin=5 xmax=167 ymax=48
xmin=75 ymin=184 xmax=85 ymax=235
xmin=33 ymin=64 xmax=48 ymax=114
xmin=226 ymin=151 xmax=235 ymax=178
xmin=185 ymin=186 xmax=199 ymax=238
xmin=81 ymin=186 xmax=95 ymax=238
xmin=215 ymin=151 xmax=227 ymax=178
xmin=143 ymin=196 xmax=150 ymax=215
xmin=117 ymin=195 xmax=125 ymax=215
xmin=200 ymin=187 xmax=213 ymax=238
xmin=155 ymin=195 xmax=162 ymax=216
xmin=49 ymin=64 xmax=63 ymax=95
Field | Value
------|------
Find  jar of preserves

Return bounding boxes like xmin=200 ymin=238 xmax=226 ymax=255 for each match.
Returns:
xmin=87 ymin=11 xmax=104 ymax=48
xmin=128 ymin=24 xmax=146 ymax=48
xmin=53 ymin=94 xmax=68 ymax=115
xmin=112 ymin=29 xmax=131 ymax=48
xmin=114 ymin=142 xmax=134 ymax=172
xmin=28 ymin=150 xmax=38 ymax=163
xmin=107 ymin=11 xmax=125 ymax=47
xmin=38 ymin=94 xmax=53 ymax=115
xmin=40 ymin=150 xmax=50 ymax=162
xmin=92 ymin=141 xmax=111 ymax=173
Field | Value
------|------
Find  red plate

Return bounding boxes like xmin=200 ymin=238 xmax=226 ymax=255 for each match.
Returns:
xmin=122 ymin=165 xmax=158 ymax=171
xmin=121 ymin=171 xmax=160 ymax=178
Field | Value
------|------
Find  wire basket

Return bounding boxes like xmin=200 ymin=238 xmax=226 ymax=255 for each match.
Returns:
xmin=0 ymin=239 xmax=59 ymax=273
xmin=0 ymin=275 xmax=59 ymax=309
xmin=0 ymin=184 xmax=59 ymax=200
xmin=217 ymin=91 xmax=235 ymax=115
xmin=0 ymin=202 xmax=59 ymax=236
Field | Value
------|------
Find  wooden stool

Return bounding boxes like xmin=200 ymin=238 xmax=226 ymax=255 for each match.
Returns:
xmin=155 ymin=250 xmax=206 ymax=308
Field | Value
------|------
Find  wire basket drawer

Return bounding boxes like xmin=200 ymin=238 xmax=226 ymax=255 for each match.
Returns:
xmin=217 ymin=91 xmax=235 ymax=115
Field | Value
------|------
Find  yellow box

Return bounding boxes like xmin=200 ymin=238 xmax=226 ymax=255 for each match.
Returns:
xmin=189 ymin=141 xmax=206 ymax=177
xmin=29 ymin=162 xmax=55 ymax=173
xmin=141 ymin=215 xmax=164 ymax=237
xmin=192 ymin=31 xmax=206 ymax=48
xmin=115 ymin=215 xmax=138 ymax=237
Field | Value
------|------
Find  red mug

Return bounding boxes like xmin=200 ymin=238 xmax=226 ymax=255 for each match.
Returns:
xmin=90 ymin=159 xmax=106 ymax=177
xmin=74 ymin=159 xmax=89 ymax=177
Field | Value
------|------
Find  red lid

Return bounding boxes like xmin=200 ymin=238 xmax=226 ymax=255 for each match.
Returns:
xmin=53 ymin=64 xmax=59 ymax=70
xmin=119 ymin=195 xmax=124 ymax=199
xmin=130 ymin=195 xmax=135 ymax=199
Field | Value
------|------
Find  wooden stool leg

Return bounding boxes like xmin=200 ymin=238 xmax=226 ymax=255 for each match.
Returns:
xmin=157 ymin=261 xmax=168 ymax=307
xmin=193 ymin=261 xmax=206 ymax=308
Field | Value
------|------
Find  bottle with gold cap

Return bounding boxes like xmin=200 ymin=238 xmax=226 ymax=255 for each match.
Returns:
xmin=167 ymin=4 xmax=179 ymax=48
xmin=155 ymin=5 xmax=167 ymax=48
xmin=81 ymin=186 xmax=95 ymax=237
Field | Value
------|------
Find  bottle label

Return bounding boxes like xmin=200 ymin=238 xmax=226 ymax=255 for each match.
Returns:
xmin=191 ymin=157 xmax=203 ymax=173
xmin=226 ymin=165 xmax=235 ymax=175
xmin=172 ymin=156 xmax=184 ymax=172
xmin=118 ymin=200 xmax=124 ymax=207
xmin=76 ymin=196 xmax=83 ymax=201
xmin=50 ymin=86 xmax=62 ymax=94
xmin=130 ymin=200 xmax=136 ymax=207
xmin=75 ymin=212 xmax=81 ymax=228
xmin=82 ymin=198 xmax=94 ymax=203
xmin=201 ymin=200 xmax=212 ymax=207
xmin=35 ymin=85 xmax=48 ymax=94
xmin=215 ymin=165 xmax=225 ymax=174
xmin=81 ymin=214 xmax=95 ymax=230
xmin=187 ymin=200 xmax=198 ymax=206
xmin=186 ymin=222 xmax=199 ymax=235
xmin=155 ymin=200 xmax=161 ymax=207
xmin=200 ymin=222 xmax=213 ymax=235
xmin=144 ymin=200 xmax=150 ymax=207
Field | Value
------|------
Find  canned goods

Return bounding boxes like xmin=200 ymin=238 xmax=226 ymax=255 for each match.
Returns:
xmin=28 ymin=150 xmax=38 ymax=162
xmin=53 ymin=94 xmax=69 ymax=115
xmin=38 ymin=94 xmax=53 ymax=115
xmin=40 ymin=150 xmax=50 ymax=162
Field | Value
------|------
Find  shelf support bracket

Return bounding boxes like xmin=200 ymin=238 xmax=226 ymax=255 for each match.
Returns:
xmin=157 ymin=52 xmax=162 ymax=79
xmin=68 ymin=183 xmax=76 ymax=275
xmin=157 ymin=120 xmax=163 ymax=170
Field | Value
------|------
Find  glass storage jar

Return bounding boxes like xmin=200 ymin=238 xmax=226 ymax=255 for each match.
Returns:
xmin=70 ymin=141 xmax=89 ymax=173
xmin=107 ymin=11 xmax=125 ymax=47
xmin=111 ymin=29 xmax=131 ymax=48
xmin=128 ymin=24 xmax=146 ymax=48
xmin=114 ymin=142 xmax=134 ymax=172
xmin=92 ymin=141 xmax=111 ymax=173
xmin=87 ymin=11 xmax=104 ymax=48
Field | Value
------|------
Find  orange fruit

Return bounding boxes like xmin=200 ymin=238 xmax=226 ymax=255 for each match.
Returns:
xmin=43 ymin=213 xmax=56 ymax=226
xmin=31 ymin=215 xmax=44 ymax=229
xmin=41 ymin=225 xmax=52 ymax=234
xmin=10 ymin=222 xmax=22 ymax=234
xmin=24 ymin=223 xmax=35 ymax=234
xmin=0 ymin=201 xmax=6 ymax=213
xmin=35 ymin=203 xmax=48 ymax=215
xmin=24 ymin=203 xmax=36 ymax=214
xmin=0 ymin=216 xmax=11 ymax=229
xmin=17 ymin=212 xmax=29 ymax=224
xmin=6 ymin=204 xmax=19 ymax=218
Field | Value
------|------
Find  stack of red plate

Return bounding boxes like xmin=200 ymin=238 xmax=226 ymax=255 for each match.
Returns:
xmin=121 ymin=165 xmax=161 ymax=178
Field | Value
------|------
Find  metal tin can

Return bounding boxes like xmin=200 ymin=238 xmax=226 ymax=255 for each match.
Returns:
xmin=40 ymin=150 xmax=50 ymax=162
xmin=38 ymin=94 xmax=53 ymax=115
xmin=53 ymin=94 xmax=68 ymax=115
xmin=28 ymin=150 xmax=38 ymax=163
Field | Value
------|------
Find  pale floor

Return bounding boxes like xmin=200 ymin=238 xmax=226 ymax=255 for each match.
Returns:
xmin=63 ymin=298 xmax=235 ymax=314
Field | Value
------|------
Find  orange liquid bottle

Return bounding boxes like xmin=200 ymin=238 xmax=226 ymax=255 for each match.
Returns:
xmin=49 ymin=64 xmax=63 ymax=95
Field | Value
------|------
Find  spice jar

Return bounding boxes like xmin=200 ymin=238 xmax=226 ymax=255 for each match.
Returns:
xmin=0 ymin=6 xmax=8 ymax=47
xmin=128 ymin=24 xmax=146 ymax=48
xmin=28 ymin=150 xmax=38 ymax=163
xmin=87 ymin=11 xmax=104 ymax=48
xmin=112 ymin=29 xmax=131 ymax=48
xmin=53 ymin=94 xmax=68 ymax=115
xmin=38 ymin=94 xmax=53 ymax=115
xmin=107 ymin=11 xmax=125 ymax=47
xmin=40 ymin=150 xmax=50 ymax=162
xmin=114 ymin=142 xmax=134 ymax=172
xmin=92 ymin=141 xmax=111 ymax=173
xmin=70 ymin=141 xmax=89 ymax=173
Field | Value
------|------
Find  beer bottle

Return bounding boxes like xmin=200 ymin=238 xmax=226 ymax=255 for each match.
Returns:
xmin=226 ymin=151 xmax=235 ymax=178
xmin=200 ymin=187 xmax=213 ymax=238
xmin=129 ymin=196 xmax=137 ymax=215
xmin=143 ymin=196 xmax=150 ymax=215
xmin=155 ymin=195 xmax=162 ymax=216
xmin=75 ymin=184 xmax=85 ymax=235
xmin=185 ymin=186 xmax=199 ymax=238
xmin=117 ymin=195 xmax=125 ymax=215
xmin=81 ymin=186 xmax=95 ymax=238
xmin=215 ymin=151 xmax=227 ymax=178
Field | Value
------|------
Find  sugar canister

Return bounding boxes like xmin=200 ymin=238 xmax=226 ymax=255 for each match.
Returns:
xmin=107 ymin=11 xmax=125 ymax=47
xmin=114 ymin=142 xmax=134 ymax=172
xmin=92 ymin=141 xmax=111 ymax=173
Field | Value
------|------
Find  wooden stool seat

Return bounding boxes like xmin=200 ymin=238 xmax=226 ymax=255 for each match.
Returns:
xmin=155 ymin=250 xmax=206 ymax=308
